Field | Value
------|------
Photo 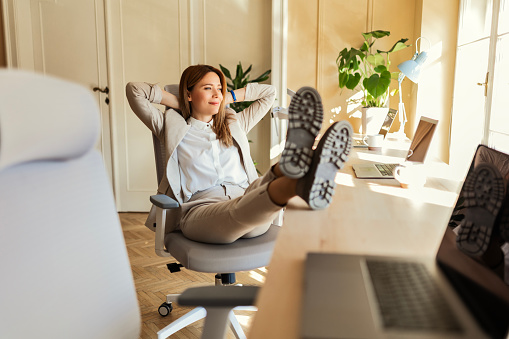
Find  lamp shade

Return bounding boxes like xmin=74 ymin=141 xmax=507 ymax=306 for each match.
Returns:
xmin=397 ymin=51 xmax=428 ymax=83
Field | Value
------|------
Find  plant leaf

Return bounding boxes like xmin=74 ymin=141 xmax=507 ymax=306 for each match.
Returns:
xmin=244 ymin=64 xmax=252 ymax=77
xmin=363 ymin=70 xmax=391 ymax=99
xmin=378 ymin=39 xmax=410 ymax=54
xmin=366 ymin=53 xmax=385 ymax=67
xmin=235 ymin=62 xmax=243 ymax=80
xmin=338 ymin=48 xmax=364 ymax=71
xmin=251 ymin=69 xmax=271 ymax=83
xmin=362 ymin=30 xmax=390 ymax=41
xmin=346 ymin=73 xmax=361 ymax=90
xmin=233 ymin=76 xmax=242 ymax=89
xmin=219 ymin=64 xmax=232 ymax=80
xmin=338 ymin=71 xmax=349 ymax=88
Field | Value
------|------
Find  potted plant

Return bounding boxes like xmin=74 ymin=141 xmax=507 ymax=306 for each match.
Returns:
xmin=219 ymin=61 xmax=271 ymax=175
xmin=336 ymin=30 xmax=410 ymax=134
xmin=219 ymin=61 xmax=271 ymax=112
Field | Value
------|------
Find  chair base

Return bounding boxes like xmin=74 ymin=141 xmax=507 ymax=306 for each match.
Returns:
xmin=156 ymin=305 xmax=257 ymax=339
xmin=157 ymin=281 xmax=256 ymax=339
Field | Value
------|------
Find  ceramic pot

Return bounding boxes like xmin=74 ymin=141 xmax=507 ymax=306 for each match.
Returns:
xmin=361 ymin=106 xmax=389 ymax=135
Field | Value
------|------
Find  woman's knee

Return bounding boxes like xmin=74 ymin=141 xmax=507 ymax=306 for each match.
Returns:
xmin=241 ymin=223 xmax=271 ymax=239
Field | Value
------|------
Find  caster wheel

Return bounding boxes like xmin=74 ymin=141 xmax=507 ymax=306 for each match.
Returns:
xmin=158 ymin=302 xmax=173 ymax=317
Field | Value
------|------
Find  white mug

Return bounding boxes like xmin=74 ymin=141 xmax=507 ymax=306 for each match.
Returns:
xmin=393 ymin=164 xmax=426 ymax=188
xmin=363 ymin=134 xmax=384 ymax=151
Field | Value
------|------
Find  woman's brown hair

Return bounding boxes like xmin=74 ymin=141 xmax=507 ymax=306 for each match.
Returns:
xmin=178 ymin=64 xmax=233 ymax=147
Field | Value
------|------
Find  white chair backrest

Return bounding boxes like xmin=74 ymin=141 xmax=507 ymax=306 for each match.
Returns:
xmin=0 ymin=70 xmax=140 ymax=339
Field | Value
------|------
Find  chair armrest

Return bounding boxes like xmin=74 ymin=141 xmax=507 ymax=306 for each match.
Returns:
xmin=151 ymin=194 xmax=179 ymax=258
xmin=178 ymin=286 xmax=259 ymax=308
xmin=178 ymin=286 xmax=259 ymax=339
xmin=150 ymin=194 xmax=179 ymax=209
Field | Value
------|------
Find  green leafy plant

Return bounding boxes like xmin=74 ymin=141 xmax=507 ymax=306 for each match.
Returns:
xmin=219 ymin=62 xmax=271 ymax=112
xmin=336 ymin=30 xmax=410 ymax=108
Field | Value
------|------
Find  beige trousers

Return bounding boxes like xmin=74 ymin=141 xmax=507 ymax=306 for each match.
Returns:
xmin=179 ymin=169 xmax=282 ymax=244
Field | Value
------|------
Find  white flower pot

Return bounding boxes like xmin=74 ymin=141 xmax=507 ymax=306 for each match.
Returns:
xmin=361 ymin=107 xmax=389 ymax=135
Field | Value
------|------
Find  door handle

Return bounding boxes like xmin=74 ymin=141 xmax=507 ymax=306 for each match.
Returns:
xmin=93 ymin=86 xmax=109 ymax=94
xmin=93 ymin=86 xmax=110 ymax=104
xmin=476 ymin=72 xmax=489 ymax=97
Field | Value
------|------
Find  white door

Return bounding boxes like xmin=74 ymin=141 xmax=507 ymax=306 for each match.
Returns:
xmin=2 ymin=0 xmax=113 ymax=185
xmin=450 ymin=0 xmax=509 ymax=173
xmin=486 ymin=0 xmax=509 ymax=153
xmin=450 ymin=0 xmax=493 ymax=175
xmin=106 ymin=0 xmax=185 ymax=211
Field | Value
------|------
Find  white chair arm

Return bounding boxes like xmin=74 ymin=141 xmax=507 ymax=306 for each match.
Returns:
xmin=151 ymin=194 xmax=179 ymax=257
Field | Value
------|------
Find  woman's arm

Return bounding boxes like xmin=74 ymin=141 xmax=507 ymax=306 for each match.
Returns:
xmin=236 ymin=83 xmax=276 ymax=133
xmin=160 ymin=89 xmax=180 ymax=109
xmin=125 ymin=82 xmax=165 ymax=138
xmin=224 ymin=88 xmax=247 ymax=105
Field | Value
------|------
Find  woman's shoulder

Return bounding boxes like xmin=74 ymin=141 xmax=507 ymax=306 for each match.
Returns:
xmin=226 ymin=108 xmax=239 ymax=123
xmin=165 ymin=109 xmax=187 ymax=125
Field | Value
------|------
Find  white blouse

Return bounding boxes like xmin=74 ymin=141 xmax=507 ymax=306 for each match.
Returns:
xmin=177 ymin=117 xmax=249 ymax=202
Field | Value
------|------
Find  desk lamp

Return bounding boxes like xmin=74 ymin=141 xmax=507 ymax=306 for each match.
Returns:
xmin=396 ymin=37 xmax=429 ymax=138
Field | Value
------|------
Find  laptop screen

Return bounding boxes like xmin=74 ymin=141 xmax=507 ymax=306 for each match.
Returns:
xmin=379 ymin=108 xmax=397 ymax=138
xmin=437 ymin=144 xmax=509 ymax=338
xmin=406 ymin=116 xmax=438 ymax=163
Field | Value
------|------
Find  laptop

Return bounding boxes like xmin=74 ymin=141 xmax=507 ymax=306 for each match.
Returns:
xmin=353 ymin=108 xmax=397 ymax=148
xmin=301 ymin=145 xmax=509 ymax=339
xmin=352 ymin=116 xmax=438 ymax=179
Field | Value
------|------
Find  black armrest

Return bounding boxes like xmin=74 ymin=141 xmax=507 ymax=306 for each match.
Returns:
xmin=150 ymin=194 xmax=179 ymax=209
xmin=178 ymin=286 xmax=259 ymax=308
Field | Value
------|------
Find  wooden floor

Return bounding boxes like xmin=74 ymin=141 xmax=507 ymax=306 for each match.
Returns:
xmin=119 ymin=212 xmax=267 ymax=339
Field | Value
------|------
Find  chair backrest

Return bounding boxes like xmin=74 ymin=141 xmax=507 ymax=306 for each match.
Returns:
xmin=153 ymin=133 xmax=167 ymax=185
xmin=152 ymin=84 xmax=180 ymax=185
xmin=0 ymin=70 xmax=140 ymax=339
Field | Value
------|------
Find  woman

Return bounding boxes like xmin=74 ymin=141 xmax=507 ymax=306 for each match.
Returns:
xmin=126 ymin=64 xmax=352 ymax=244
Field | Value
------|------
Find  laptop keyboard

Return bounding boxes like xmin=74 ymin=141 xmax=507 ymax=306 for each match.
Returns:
xmin=366 ymin=260 xmax=463 ymax=332
xmin=374 ymin=163 xmax=398 ymax=177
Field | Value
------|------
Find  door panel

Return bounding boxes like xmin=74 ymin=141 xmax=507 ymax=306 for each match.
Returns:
xmin=4 ymin=0 xmax=113 ymax=185
xmin=450 ymin=40 xmax=490 ymax=173
xmin=457 ymin=0 xmax=493 ymax=45
xmin=489 ymin=35 xmax=509 ymax=135
xmin=450 ymin=0 xmax=492 ymax=174
xmin=487 ymin=0 xmax=509 ymax=150
xmin=107 ymin=0 xmax=183 ymax=211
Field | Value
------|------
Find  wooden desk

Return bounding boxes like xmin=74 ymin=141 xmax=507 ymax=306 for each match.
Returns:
xmin=249 ymin=143 xmax=463 ymax=339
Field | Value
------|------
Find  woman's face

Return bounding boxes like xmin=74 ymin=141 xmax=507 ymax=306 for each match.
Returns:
xmin=187 ymin=71 xmax=223 ymax=122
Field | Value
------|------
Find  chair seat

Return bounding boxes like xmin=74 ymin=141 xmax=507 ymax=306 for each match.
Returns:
xmin=164 ymin=225 xmax=280 ymax=273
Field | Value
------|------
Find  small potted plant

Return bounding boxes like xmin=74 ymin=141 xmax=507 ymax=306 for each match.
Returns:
xmin=219 ymin=61 xmax=271 ymax=112
xmin=336 ymin=30 xmax=410 ymax=134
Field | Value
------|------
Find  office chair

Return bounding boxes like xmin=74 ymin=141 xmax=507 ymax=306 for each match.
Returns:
xmin=0 ymin=70 xmax=140 ymax=339
xmin=137 ymin=84 xmax=280 ymax=339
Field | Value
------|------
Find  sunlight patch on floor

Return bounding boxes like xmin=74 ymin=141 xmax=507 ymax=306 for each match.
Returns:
xmin=249 ymin=270 xmax=266 ymax=284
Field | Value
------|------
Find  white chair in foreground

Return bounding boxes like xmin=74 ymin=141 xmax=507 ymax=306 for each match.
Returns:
xmin=0 ymin=70 xmax=140 ymax=339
